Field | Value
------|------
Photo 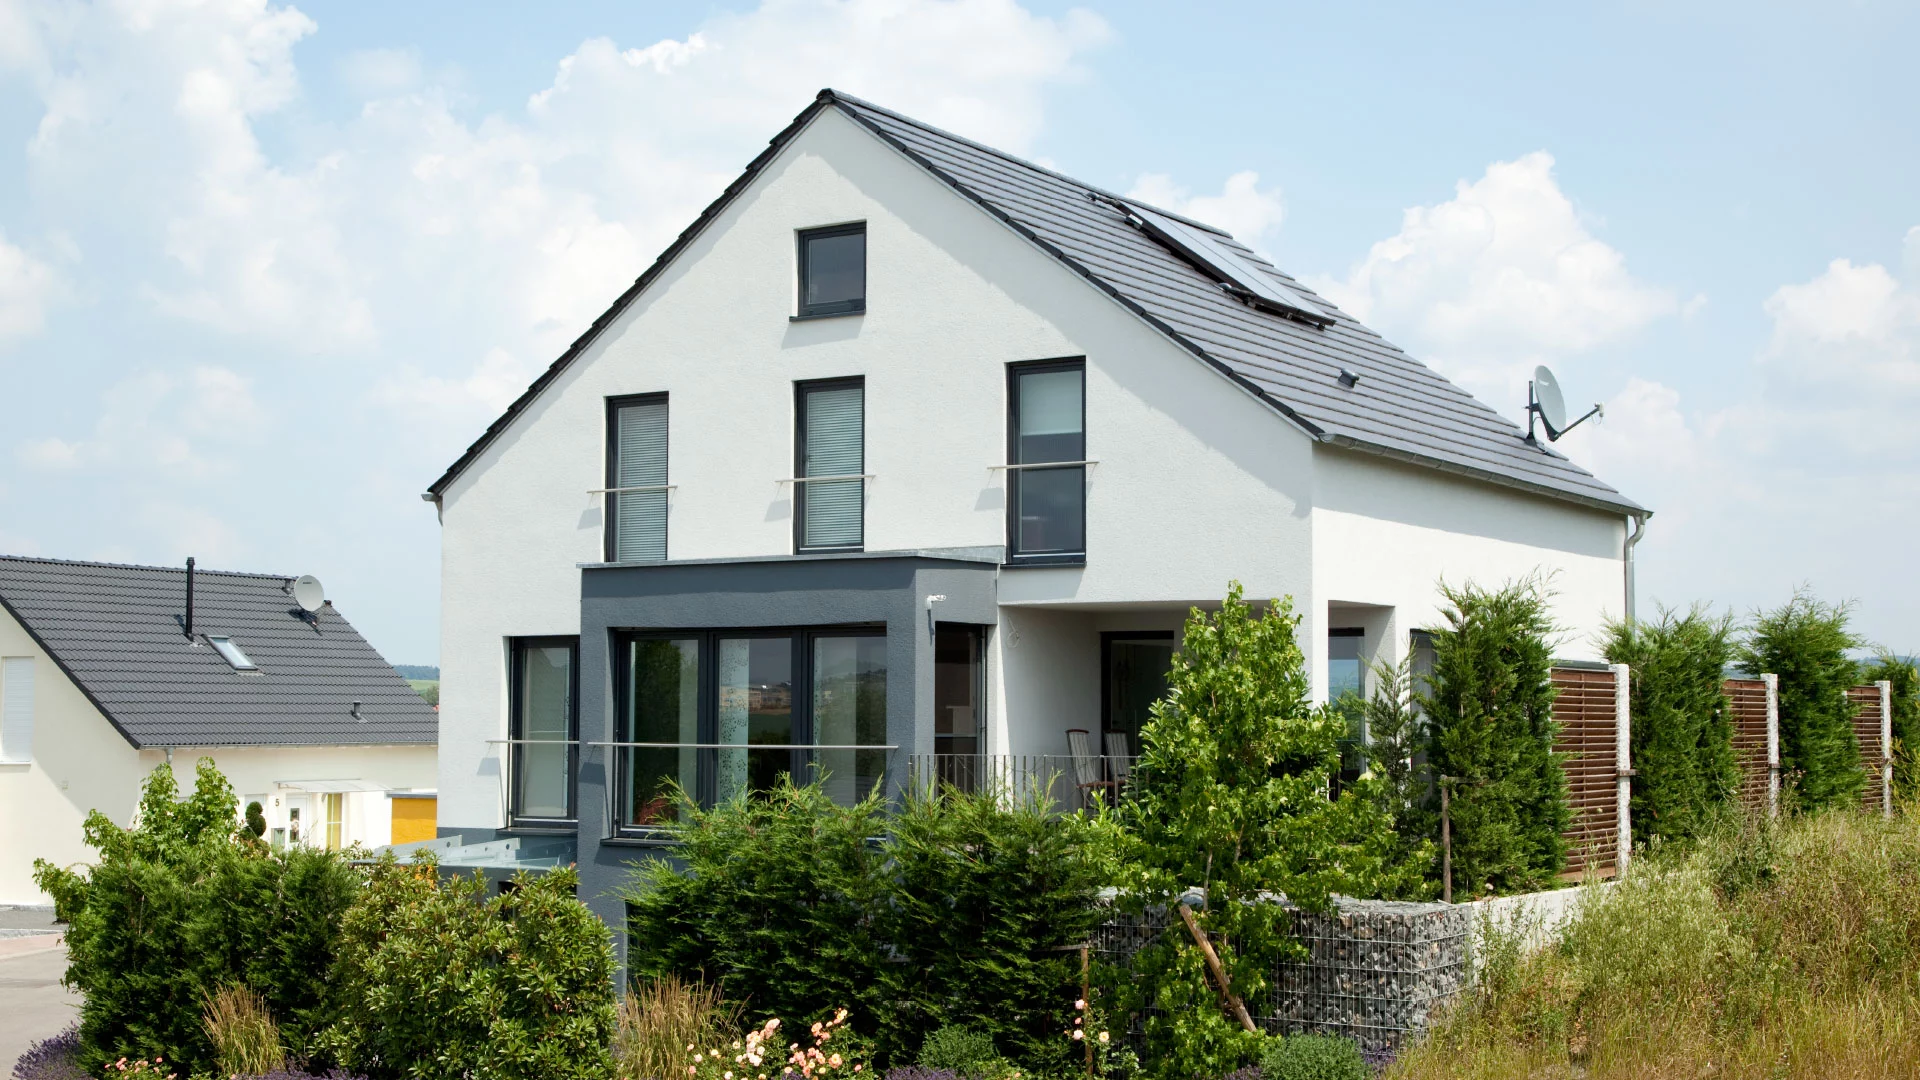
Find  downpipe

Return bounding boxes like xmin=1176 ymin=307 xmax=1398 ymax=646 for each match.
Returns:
xmin=1623 ymin=513 xmax=1648 ymax=625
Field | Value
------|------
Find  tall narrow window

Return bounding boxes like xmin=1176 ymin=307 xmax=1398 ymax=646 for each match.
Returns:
xmin=933 ymin=625 xmax=984 ymax=790
xmin=622 ymin=637 xmax=700 ymax=828
xmin=321 ymin=793 xmax=344 ymax=851
xmin=797 ymin=224 xmax=866 ymax=317
xmin=510 ymin=636 xmax=579 ymax=824
xmin=716 ymin=636 xmax=796 ymax=803
xmin=608 ymin=395 xmax=669 ymax=562
xmin=812 ymin=633 xmax=887 ymax=806
xmin=1329 ymin=628 xmax=1365 ymax=787
xmin=795 ymin=379 xmax=865 ymax=551
xmin=1008 ymin=360 xmax=1085 ymax=561
xmin=0 ymin=657 xmax=33 ymax=763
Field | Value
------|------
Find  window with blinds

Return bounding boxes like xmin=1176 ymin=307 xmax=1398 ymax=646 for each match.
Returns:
xmin=796 ymin=379 xmax=864 ymax=551
xmin=1008 ymin=360 xmax=1086 ymax=561
xmin=608 ymin=395 xmax=669 ymax=562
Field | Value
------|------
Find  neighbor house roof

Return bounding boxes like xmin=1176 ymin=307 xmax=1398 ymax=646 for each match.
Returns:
xmin=427 ymin=89 xmax=1642 ymax=517
xmin=0 ymin=556 xmax=436 ymax=749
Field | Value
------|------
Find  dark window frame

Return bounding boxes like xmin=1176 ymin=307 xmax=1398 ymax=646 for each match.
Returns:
xmin=610 ymin=623 xmax=887 ymax=839
xmin=508 ymin=635 xmax=581 ymax=829
xmin=604 ymin=392 xmax=670 ymax=564
xmin=793 ymin=376 xmax=866 ymax=554
xmin=795 ymin=222 xmax=867 ymax=318
xmin=1100 ymin=630 xmax=1175 ymax=752
xmin=1006 ymin=357 xmax=1088 ymax=565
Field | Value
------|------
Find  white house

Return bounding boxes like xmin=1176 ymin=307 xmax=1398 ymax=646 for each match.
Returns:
xmin=0 ymin=556 xmax=439 ymax=906
xmin=423 ymin=90 xmax=1645 ymax=933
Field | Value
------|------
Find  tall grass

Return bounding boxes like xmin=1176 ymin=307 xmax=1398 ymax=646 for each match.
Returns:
xmin=1389 ymin=807 xmax=1920 ymax=1079
xmin=614 ymin=975 xmax=740 ymax=1080
xmin=201 ymin=984 xmax=285 ymax=1077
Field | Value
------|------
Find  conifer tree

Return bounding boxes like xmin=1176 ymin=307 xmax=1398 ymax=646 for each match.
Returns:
xmin=1737 ymin=591 xmax=1863 ymax=812
xmin=1419 ymin=577 xmax=1568 ymax=896
xmin=1861 ymin=653 xmax=1917 ymax=801
xmin=1603 ymin=606 xmax=1738 ymax=843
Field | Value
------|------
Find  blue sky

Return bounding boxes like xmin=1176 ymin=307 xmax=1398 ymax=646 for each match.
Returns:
xmin=1 ymin=0 xmax=1916 ymax=665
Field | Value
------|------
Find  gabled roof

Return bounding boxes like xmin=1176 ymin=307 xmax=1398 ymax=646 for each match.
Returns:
xmin=0 ymin=556 xmax=436 ymax=749
xmin=428 ymin=89 xmax=1642 ymax=516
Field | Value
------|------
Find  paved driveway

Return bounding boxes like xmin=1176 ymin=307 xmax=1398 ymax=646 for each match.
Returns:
xmin=1 ymin=931 xmax=80 ymax=1074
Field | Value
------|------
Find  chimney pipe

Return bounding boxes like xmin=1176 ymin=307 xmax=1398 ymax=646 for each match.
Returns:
xmin=184 ymin=557 xmax=196 ymax=640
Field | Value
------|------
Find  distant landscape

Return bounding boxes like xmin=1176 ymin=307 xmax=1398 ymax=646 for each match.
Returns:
xmin=395 ymin=665 xmax=439 ymax=706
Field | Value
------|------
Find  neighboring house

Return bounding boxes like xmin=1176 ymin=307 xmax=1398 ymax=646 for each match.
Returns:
xmin=0 ymin=556 xmax=438 ymax=905
xmin=425 ymin=90 xmax=1645 ymax=936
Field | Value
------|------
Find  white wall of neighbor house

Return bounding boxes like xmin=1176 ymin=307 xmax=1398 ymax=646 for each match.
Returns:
xmin=435 ymin=105 xmax=1324 ymax=829
xmin=1309 ymin=445 xmax=1629 ymax=700
xmin=0 ymin=606 xmax=147 ymax=906
xmin=152 ymin=745 xmax=438 ymax=850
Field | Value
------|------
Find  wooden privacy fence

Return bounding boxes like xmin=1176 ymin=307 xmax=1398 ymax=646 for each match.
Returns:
xmin=1723 ymin=677 xmax=1893 ymax=817
xmin=1850 ymin=682 xmax=1895 ymax=816
xmin=1550 ymin=664 xmax=1631 ymax=879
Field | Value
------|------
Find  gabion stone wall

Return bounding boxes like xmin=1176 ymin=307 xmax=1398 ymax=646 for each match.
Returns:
xmin=1093 ymin=897 xmax=1469 ymax=1057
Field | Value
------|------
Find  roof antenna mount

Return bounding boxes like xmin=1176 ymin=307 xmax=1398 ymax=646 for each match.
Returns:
xmin=1526 ymin=364 xmax=1602 ymax=446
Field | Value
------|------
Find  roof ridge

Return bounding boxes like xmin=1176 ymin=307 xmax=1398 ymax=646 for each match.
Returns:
xmin=819 ymin=89 xmax=1233 ymax=238
xmin=0 ymin=553 xmax=295 ymax=581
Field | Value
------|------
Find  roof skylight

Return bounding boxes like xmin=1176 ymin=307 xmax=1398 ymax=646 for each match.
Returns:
xmin=206 ymin=635 xmax=258 ymax=671
xmin=1126 ymin=203 xmax=1333 ymax=327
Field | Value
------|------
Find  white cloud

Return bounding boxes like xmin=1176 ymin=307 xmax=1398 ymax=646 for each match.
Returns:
xmin=1315 ymin=152 xmax=1680 ymax=400
xmin=13 ymin=366 xmax=264 ymax=476
xmin=0 ymin=232 xmax=58 ymax=347
xmin=1125 ymin=171 xmax=1286 ymax=251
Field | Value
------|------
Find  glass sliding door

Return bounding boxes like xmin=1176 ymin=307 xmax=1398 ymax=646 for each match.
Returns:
xmin=511 ymin=636 xmax=578 ymax=824
xmin=1103 ymin=634 xmax=1173 ymax=758
xmin=933 ymin=624 xmax=983 ymax=791
xmin=623 ymin=637 xmax=699 ymax=827
xmin=717 ymin=637 xmax=796 ymax=802
xmin=812 ymin=634 xmax=887 ymax=806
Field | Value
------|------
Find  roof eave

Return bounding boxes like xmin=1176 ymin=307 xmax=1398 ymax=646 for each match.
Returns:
xmin=1316 ymin=433 xmax=1649 ymax=518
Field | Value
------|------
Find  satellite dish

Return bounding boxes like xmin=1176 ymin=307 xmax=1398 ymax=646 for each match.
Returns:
xmin=292 ymin=575 xmax=326 ymax=613
xmin=1527 ymin=365 xmax=1602 ymax=444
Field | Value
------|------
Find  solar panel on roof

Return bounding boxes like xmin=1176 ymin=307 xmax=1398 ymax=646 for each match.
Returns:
xmin=1125 ymin=202 xmax=1333 ymax=327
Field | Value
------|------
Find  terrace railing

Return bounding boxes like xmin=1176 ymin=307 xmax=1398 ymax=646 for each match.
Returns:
xmin=904 ymin=753 xmax=1141 ymax=811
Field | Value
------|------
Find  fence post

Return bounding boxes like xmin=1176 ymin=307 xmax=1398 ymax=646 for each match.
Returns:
xmin=1879 ymin=680 xmax=1894 ymax=818
xmin=1612 ymin=663 xmax=1632 ymax=873
xmin=1764 ymin=673 xmax=1781 ymax=817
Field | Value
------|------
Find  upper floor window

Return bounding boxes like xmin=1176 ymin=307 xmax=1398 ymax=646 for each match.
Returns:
xmin=797 ymin=224 xmax=866 ymax=317
xmin=607 ymin=394 xmax=669 ymax=562
xmin=1007 ymin=359 xmax=1086 ymax=562
xmin=510 ymin=636 xmax=579 ymax=825
xmin=795 ymin=378 xmax=865 ymax=552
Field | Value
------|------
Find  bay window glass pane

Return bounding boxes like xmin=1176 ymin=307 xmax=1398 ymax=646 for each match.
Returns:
xmin=514 ymin=642 xmax=575 ymax=821
xmin=812 ymin=635 xmax=887 ymax=806
xmin=613 ymin=399 xmax=668 ymax=562
xmin=801 ymin=227 xmax=865 ymax=315
xmin=800 ymin=383 xmax=864 ymax=550
xmin=625 ymin=638 xmax=699 ymax=826
xmin=1011 ymin=365 xmax=1085 ymax=556
xmin=717 ymin=637 xmax=794 ymax=802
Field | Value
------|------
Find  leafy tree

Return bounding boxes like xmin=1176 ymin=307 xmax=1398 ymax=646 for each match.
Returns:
xmin=1420 ymin=577 xmax=1568 ymax=896
xmin=1862 ymin=654 xmax=1919 ymax=801
xmin=1360 ymin=654 xmax=1440 ymax=895
xmin=1603 ymin=606 xmax=1739 ymax=844
xmin=1737 ymin=591 xmax=1864 ymax=812
xmin=1111 ymin=584 xmax=1418 ymax=1080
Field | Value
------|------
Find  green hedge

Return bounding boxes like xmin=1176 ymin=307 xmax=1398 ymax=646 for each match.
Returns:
xmin=1604 ymin=607 xmax=1739 ymax=844
xmin=1737 ymin=592 xmax=1864 ymax=812
xmin=1863 ymin=654 xmax=1919 ymax=801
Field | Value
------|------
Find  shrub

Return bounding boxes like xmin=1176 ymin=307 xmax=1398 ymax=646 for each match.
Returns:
xmin=1419 ymin=577 xmax=1568 ymax=896
xmin=1736 ymin=591 xmax=1864 ymax=812
xmin=33 ymin=760 xmax=358 ymax=1076
xmin=1260 ymin=1034 xmax=1368 ymax=1080
xmin=613 ymin=976 xmax=739 ymax=1080
xmin=915 ymin=1025 xmax=1000 ymax=1077
xmin=245 ymin=801 xmax=268 ymax=839
xmin=1603 ymin=606 xmax=1739 ymax=844
xmin=204 ymin=985 xmax=286 ymax=1077
xmin=1360 ymin=654 xmax=1440 ymax=895
xmin=9 ymin=1024 xmax=86 ymax=1080
xmin=1112 ymin=584 xmax=1417 ymax=1080
xmin=321 ymin=858 xmax=616 ymax=1080
xmin=1862 ymin=653 xmax=1920 ymax=800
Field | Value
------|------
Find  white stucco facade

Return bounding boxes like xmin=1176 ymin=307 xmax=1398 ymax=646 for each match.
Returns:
xmin=432 ymin=104 xmax=1637 ymax=836
xmin=0 ymin=605 xmax=438 ymax=906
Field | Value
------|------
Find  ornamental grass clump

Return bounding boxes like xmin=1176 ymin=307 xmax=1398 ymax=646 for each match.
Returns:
xmin=616 ymin=976 xmax=740 ymax=1080
xmin=203 ymin=984 xmax=286 ymax=1077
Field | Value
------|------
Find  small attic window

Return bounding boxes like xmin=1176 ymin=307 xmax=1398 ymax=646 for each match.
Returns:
xmin=206 ymin=635 xmax=257 ymax=671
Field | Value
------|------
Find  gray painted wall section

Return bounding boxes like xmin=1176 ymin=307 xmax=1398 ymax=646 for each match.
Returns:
xmin=573 ymin=553 xmax=997 ymax=956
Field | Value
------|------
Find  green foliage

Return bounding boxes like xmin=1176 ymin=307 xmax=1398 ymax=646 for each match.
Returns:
xmin=1862 ymin=654 xmax=1920 ymax=800
xmin=623 ymin=779 xmax=1108 ymax=1070
xmin=33 ymin=760 xmax=359 ymax=1076
xmin=202 ymin=984 xmax=287 ymax=1077
xmin=1420 ymin=577 xmax=1568 ymax=896
xmin=916 ymin=1025 xmax=1002 ymax=1076
xmin=1603 ymin=606 xmax=1739 ymax=844
xmin=244 ymin=801 xmax=268 ymax=839
xmin=322 ymin=857 xmax=616 ymax=1080
xmin=1259 ymin=1033 xmax=1368 ymax=1080
xmin=1736 ymin=590 xmax=1864 ymax=812
xmin=1359 ymin=654 xmax=1440 ymax=896
xmin=408 ymin=679 xmax=440 ymax=707
xmin=613 ymin=976 xmax=739 ymax=1080
xmin=1111 ymin=584 xmax=1417 ymax=1080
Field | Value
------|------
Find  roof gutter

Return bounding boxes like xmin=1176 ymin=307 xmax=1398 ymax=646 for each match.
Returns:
xmin=1316 ymin=433 xmax=1647 ymax=518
